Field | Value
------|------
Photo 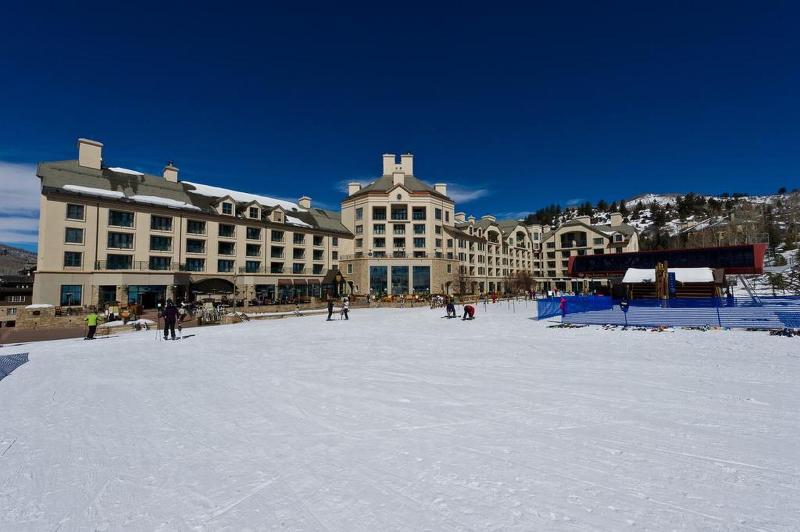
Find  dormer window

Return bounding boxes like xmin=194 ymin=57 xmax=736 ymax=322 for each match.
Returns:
xmin=222 ymin=202 xmax=233 ymax=215
xmin=249 ymin=207 xmax=259 ymax=219
xmin=614 ymin=233 xmax=624 ymax=242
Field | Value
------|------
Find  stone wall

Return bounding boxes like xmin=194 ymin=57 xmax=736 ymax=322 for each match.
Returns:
xmin=15 ymin=307 xmax=86 ymax=330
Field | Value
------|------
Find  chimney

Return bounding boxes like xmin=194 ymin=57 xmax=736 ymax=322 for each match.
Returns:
xmin=481 ymin=214 xmax=496 ymax=222
xmin=393 ymin=172 xmax=405 ymax=187
xmin=434 ymin=183 xmax=447 ymax=196
xmin=382 ymin=153 xmax=397 ymax=175
xmin=468 ymin=215 xmax=476 ymax=224
xmin=455 ymin=212 xmax=466 ymax=223
xmin=400 ymin=153 xmax=414 ymax=175
xmin=77 ymin=138 xmax=103 ymax=169
xmin=163 ymin=161 xmax=179 ymax=182
xmin=298 ymin=196 xmax=311 ymax=209
xmin=347 ymin=182 xmax=362 ymax=196
xmin=609 ymin=212 xmax=623 ymax=226
xmin=575 ymin=215 xmax=591 ymax=225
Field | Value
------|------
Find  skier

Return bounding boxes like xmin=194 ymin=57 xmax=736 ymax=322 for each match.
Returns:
xmin=341 ymin=297 xmax=350 ymax=320
xmin=446 ymin=297 xmax=456 ymax=318
xmin=162 ymin=299 xmax=178 ymax=340
xmin=327 ymin=298 xmax=334 ymax=321
xmin=462 ymin=304 xmax=476 ymax=320
xmin=559 ymin=296 xmax=567 ymax=318
xmin=84 ymin=308 xmax=100 ymax=340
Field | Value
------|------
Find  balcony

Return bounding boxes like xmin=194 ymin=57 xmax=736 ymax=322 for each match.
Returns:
xmin=94 ymin=260 xmax=181 ymax=271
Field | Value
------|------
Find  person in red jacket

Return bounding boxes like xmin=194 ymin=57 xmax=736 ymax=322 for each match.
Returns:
xmin=462 ymin=304 xmax=476 ymax=320
xmin=559 ymin=297 xmax=567 ymax=318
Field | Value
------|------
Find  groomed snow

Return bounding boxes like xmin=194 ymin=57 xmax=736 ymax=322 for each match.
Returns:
xmin=183 ymin=181 xmax=304 ymax=212
xmin=623 ymin=267 xmax=715 ymax=284
xmin=1 ymin=306 xmax=798 ymax=530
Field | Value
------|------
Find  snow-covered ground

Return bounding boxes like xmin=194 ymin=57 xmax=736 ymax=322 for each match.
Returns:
xmin=1 ymin=305 xmax=798 ymax=531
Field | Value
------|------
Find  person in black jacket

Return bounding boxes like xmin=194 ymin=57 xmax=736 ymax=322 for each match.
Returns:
xmin=327 ymin=298 xmax=334 ymax=321
xmin=163 ymin=299 xmax=179 ymax=340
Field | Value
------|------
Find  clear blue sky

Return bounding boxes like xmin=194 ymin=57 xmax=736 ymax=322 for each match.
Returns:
xmin=1 ymin=2 xmax=799 ymax=251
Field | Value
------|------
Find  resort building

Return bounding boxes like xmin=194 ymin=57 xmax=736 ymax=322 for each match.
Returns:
xmin=33 ymin=139 xmax=349 ymax=308
xmin=529 ymin=214 xmax=640 ymax=293
xmin=0 ymin=272 xmax=34 ymax=328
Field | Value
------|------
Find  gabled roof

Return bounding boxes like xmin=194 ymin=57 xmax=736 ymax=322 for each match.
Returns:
xmin=348 ymin=174 xmax=451 ymax=200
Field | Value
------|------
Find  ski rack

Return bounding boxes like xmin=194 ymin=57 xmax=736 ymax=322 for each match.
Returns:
xmin=737 ymin=274 xmax=762 ymax=306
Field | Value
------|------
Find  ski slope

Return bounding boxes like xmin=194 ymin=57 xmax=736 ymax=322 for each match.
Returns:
xmin=1 ymin=305 xmax=798 ymax=530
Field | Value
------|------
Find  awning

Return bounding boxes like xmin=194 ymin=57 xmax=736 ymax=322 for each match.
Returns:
xmin=278 ymin=279 xmax=293 ymax=286
xmin=293 ymin=279 xmax=308 ymax=285
xmin=307 ymin=279 xmax=320 ymax=284
xmin=622 ymin=267 xmax=715 ymax=284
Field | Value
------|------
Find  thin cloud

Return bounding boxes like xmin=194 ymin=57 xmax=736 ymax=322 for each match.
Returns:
xmin=496 ymin=210 xmax=531 ymax=220
xmin=565 ymin=197 xmax=585 ymax=206
xmin=0 ymin=162 xmax=40 ymax=216
xmin=335 ymin=178 xmax=373 ymax=194
xmin=445 ymin=184 xmax=489 ymax=204
xmin=0 ymin=215 xmax=39 ymax=244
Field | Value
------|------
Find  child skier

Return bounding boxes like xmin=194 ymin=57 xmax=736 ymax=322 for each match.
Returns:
xmin=462 ymin=304 xmax=476 ymax=320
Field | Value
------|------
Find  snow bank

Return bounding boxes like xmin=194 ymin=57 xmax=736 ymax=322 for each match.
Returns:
xmin=24 ymin=303 xmax=53 ymax=309
xmin=183 ymin=181 xmax=304 ymax=211
xmin=62 ymin=185 xmax=125 ymax=199
xmin=98 ymin=318 xmax=155 ymax=328
xmin=623 ymin=267 xmax=715 ymax=283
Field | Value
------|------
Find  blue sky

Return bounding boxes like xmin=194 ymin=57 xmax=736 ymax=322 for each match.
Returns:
xmin=1 ymin=2 xmax=799 ymax=252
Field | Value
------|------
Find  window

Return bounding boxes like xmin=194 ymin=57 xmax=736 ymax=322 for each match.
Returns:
xmin=593 ymin=237 xmax=604 ymax=245
xmin=372 ymin=207 xmax=386 ymax=220
xmin=186 ymin=239 xmax=205 ymax=253
xmin=222 ymin=202 xmax=233 ymax=215
xmin=185 ymin=258 xmax=205 ymax=272
xmin=412 ymin=207 xmax=426 ymax=220
xmin=355 ymin=238 xmax=363 ymax=248
xmin=393 ymin=224 xmax=405 ymax=235
xmin=249 ymin=207 xmax=259 ymax=219
xmin=149 ymin=256 xmax=172 ymax=270
xmin=594 ymin=248 xmax=604 ymax=255
xmin=312 ymin=249 xmax=324 ymax=260
xmin=187 ymin=220 xmax=206 ymax=235
xmin=150 ymin=235 xmax=172 ymax=251
xmin=218 ymin=259 xmax=235 ymax=272
xmin=391 ymin=265 xmax=409 ymax=294
xmin=151 ymin=215 xmax=173 ymax=231
xmin=355 ymin=207 xmax=363 ymax=221
xmin=393 ymin=238 xmax=406 ymax=248
xmin=313 ymin=235 xmax=323 ymax=246
xmin=435 ymin=208 xmax=442 ymax=220
xmin=293 ymin=248 xmax=305 ymax=259
xmin=347 ymin=264 xmax=353 ymax=274
xmin=445 ymin=211 xmax=450 ymax=222
xmin=64 ymin=251 xmax=82 ymax=267
xmin=435 ymin=239 xmax=442 ymax=248
xmin=218 ymin=241 xmax=235 ymax=255
xmin=245 ymin=260 xmax=261 ymax=273
xmin=271 ymin=246 xmax=284 ymax=258
xmin=60 ymin=285 xmax=82 ymax=306
xmin=65 ymin=227 xmax=84 ymax=244
xmin=414 ymin=237 xmax=426 ymax=248
xmin=412 ymin=266 xmax=430 ymax=293
xmin=355 ymin=225 xmax=363 ymax=235
xmin=108 ymin=210 xmax=134 ymax=227
xmin=373 ymin=224 xmax=386 ymax=235
xmin=447 ymin=238 xmax=453 ymax=248
xmin=106 ymin=254 xmax=133 ymax=270
xmin=413 ymin=224 xmax=425 ymax=235
xmin=373 ymin=237 xmax=385 ymax=248
xmin=332 ymin=251 xmax=338 ymax=260
xmin=218 ymin=224 xmax=235 ymax=238
xmin=446 ymin=264 xmax=452 ymax=273
xmin=271 ymin=230 xmax=284 ymax=242
xmin=391 ymin=205 xmax=407 ymax=220
xmin=292 ymin=263 xmax=304 ymax=274
xmin=270 ymin=262 xmax=284 ymax=273
xmin=66 ymin=204 xmax=85 ymax=220
xmin=7 ymin=307 xmax=17 ymax=316
xmin=293 ymin=234 xmax=305 ymax=245
xmin=435 ymin=225 xmax=442 ymax=234
xmin=614 ymin=234 xmax=624 ymax=242
xmin=312 ymin=264 xmax=324 ymax=274
xmin=107 ymin=232 xmax=133 ymax=249
xmin=332 ymin=237 xmax=338 ymax=246
xmin=370 ymin=266 xmax=388 ymax=295
xmin=246 ymin=243 xmax=261 ymax=257
xmin=246 ymin=227 xmax=261 ymax=240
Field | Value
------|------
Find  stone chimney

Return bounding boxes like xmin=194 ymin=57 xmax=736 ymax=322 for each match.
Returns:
xmin=400 ymin=153 xmax=414 ymax=175
xmin=163 ymin=162 xmax=179 ymax=182
xmin=382 ymin=153 xmax=397 ymax=175
xmin=77 ymin=138 xmax=103 ymax=169
xmin=298 ymin=196 xmax=311 ymax=209
xmin=393 ymin=172 xmax=405 ymax=187
xmin=348 ymin=182 xmax=362 ymax=196
xmin=609 ymin=212 xmax=623 ymax=226
xmin=455 ymin=212 xmax=466 ymax=223
xmin=575 ymin=215 xmax=591 ymax=225
xmin=434 ymin=183 xmax=447 ymax=196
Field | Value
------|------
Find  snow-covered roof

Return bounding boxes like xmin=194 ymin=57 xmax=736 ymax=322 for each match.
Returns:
xmin=622 ymin=267 xmax=715 ymax=284
xmin=129 ymin=195 xmax=202 ymax=211
xmin=63 ymin=184 xmax=125 ymax=199
xmin=286 ymin=215 xmax=312 ymax=228
xmin=108 ymin=167 xmax=144 ymax=176
xmin=183 ymin=181 xmax=303 ymax=212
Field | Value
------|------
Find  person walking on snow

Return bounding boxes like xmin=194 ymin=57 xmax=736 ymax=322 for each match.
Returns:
xmin=327 ymin=298 xmax=334 ymax=321
xmin=162 ymin=299 xmax=178 ymax=340
xmin=559 ymin=296 xmax=567 ymax=318
xmin=84 ymin=308 xmax=100 ymax=339
xmin=341 ymin=297 xmax=350 ymax=320
xmin=462 ymin=304 xmax=476 ymax=320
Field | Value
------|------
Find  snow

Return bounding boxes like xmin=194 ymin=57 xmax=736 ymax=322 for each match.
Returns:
xmin=285 ymin=214 xmax=312 ymax=227
xmin=98 ymin=318 xmax=155 ymax=328
xmin=623 ymin=267 xmax=715 ymax=284
xmin=129 ymin=194 xmax=202 ymax=211
xmin=183 ymin=181 xmax=304 ymax=212
xmin=62 ymin=184 xmax=125 ymax=199
xmin=24 ymin=303 xmax=53 ymax=309
xmin=107 ymin=167 xmax=144 ymax=176
xmin=1 ymin=305 xmax=798 ymax=530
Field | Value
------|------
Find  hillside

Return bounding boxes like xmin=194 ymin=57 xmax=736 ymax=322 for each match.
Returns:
xmin=0 ymin=244 xmax=37 ymax=275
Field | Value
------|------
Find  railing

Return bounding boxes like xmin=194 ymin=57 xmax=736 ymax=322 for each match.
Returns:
xmin=95 ymin=260 xmax=177 ymax=271
xmin=340 ymin=252 xmax=458 ymax=260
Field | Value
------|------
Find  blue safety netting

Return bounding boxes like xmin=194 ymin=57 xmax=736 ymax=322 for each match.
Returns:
xmin=0 ymin=353 xmax=29 ymax=381
xmin=537 ymin=296 xmax=613 ymax=319
xmin=545 ymin=296 xmax=800 ymax=329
